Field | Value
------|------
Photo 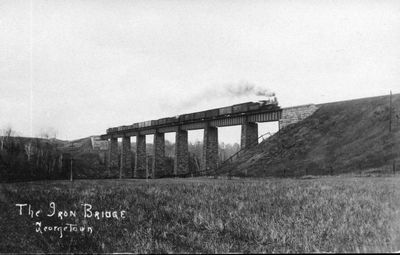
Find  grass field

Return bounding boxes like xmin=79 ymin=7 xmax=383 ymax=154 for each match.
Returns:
xmin=1 ymin=176 xmax=400 ymax=253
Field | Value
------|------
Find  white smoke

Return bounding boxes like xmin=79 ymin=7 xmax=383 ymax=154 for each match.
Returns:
xmin=158 ymin=80 xmax=276 ymax=113
xmin=225 ymin=80 xmax=275 ymax=97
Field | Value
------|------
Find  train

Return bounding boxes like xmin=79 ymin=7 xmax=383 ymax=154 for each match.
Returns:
xmin=107 ymin=97 xmax=279 ymax=134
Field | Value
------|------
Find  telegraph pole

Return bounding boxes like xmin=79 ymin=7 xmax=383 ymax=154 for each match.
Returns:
xmin=389 ymin=90 xmax=392 ymax=132
xmin=70 ymin=157 xmax=73 ymax=181
xmin=70 ymin=142 xmax=73 ymax=182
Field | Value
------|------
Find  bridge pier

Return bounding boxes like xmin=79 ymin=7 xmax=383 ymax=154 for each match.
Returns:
xmin=153 ymin=132 xmax=165 ymax=178
xmin=174 ymin=128 xmax=189 ymax=175
xmin=202 ymin=125 xmax=218 ymax=173
xmin=241 ymin=122 xmax=258 ymax=149
xmin=108 ymin=137 xmax=118 ymax=176
xmin=135 ymin=134 xmax=147 ymax=178
xmin=120 ymin=136 xmax=131 ymax=178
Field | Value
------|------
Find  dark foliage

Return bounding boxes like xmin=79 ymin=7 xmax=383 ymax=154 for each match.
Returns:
xmin=0 ymin=136 xmax=67 ymax=182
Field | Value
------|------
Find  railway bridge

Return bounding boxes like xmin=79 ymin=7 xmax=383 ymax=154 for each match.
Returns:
xmin=100 ymin=102 xmax=318 ymax=178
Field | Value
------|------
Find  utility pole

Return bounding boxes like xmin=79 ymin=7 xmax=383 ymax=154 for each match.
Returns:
xmin=70 ymin=157 xmax=73 ymax=182
xmin=389 ymin=90 xmax=392 ymax=132
xmin=69 ymin=142 xmax=73 ymax=182
xmin=119 ymin=153 xmax=122 ymax=179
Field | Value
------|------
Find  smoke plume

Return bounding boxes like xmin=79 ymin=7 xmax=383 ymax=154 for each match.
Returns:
xmin=158 ymin=80 xmax=275 ymax=114
xmin=225 ymin=80 xmax=275 ymax=97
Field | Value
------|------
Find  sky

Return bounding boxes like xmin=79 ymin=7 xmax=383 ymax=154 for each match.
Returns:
xmin=1 ymin=0 xmax=400 ymax=144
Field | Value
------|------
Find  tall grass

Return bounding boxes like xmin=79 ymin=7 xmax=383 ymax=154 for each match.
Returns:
xmin=1 ymin=177 xmax=399 ymax=253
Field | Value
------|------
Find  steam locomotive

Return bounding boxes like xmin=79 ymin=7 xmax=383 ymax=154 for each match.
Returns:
xmin=107 ymin=97 xmax=279 ymax=134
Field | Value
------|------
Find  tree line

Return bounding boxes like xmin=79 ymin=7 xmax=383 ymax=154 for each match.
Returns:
xmin=0 ymin=127 xmax=69 ymax=182
xmin=0 ymin=127 xmax=241 ymax=182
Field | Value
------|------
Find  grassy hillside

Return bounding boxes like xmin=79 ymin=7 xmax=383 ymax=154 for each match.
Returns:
xmin=58 ymin=137 xmax=111 ymax=179
xmin=1 ymin=177 xmax=399 ymax=253
xmin=223 ymin=94 xmax=400 ymax=177
xmin=59 ymin=137 xmax=94 ymax=154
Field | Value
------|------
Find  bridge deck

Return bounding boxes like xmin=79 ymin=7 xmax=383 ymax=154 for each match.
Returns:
xmin=101 ymin=108 xmax=282 ymax=139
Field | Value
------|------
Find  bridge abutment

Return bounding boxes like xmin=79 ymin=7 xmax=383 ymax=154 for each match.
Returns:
xmin=174 ymin=128 xmax=189 ymax=175
xmin=120 ymin=136 xmax=131 ymax=178
xmin=202 ymin=125 xmax=218 ymax=173
xmin=241 ymin=122 xmax=258 ymax=149
xmin=135 ymin=134 xmax=147 ymax=178
xmin=153 ymin=132 xmax=165 ymax=178
xmin=279 ymin=104 xmax=318 ymax=129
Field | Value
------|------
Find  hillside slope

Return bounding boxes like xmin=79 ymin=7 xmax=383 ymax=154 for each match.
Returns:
xmin=223 ymin=94 xmax=400 ymax=177
xmin=58 ymin=136 xmax=94 ymax=155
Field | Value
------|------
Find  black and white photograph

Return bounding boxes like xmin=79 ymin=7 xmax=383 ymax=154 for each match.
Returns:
xmin=1 ymin=0 xmax=400 ymax=253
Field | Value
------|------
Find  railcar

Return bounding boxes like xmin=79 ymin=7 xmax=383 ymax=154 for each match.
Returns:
xmin=194 ymin=111 xmax=206 ymax=120
xmin=232 ymin=102 xmax=251 ymax=114
xmin=205 ymin=109 xmax=219 ymax=118
xmin=144 ymin=120 xmax=152 ymax=127
xmin=181 ymin=113 xmax=196 ymax=122
xmin=158 ymin=117 xmax=177 ymax=125
xmin=157 ymin=118 xmax=168 ymax=125
xmin=248 ymin=102 xmax=261 ymax=111
xmin=106 ymin=97 xmax=279 ymax=134
xmin=219 ymin=106 xmax=232 ymax=116
xmin=171 ymin=116 xmax=180 ymax=124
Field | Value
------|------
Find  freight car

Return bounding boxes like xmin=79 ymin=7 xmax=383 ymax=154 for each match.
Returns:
xmin=157 ymin=118 xmax=168 ymax=125
xmin=158 ymin=117 xmax=177 ymax=125
xmin=205 ymin=109 xmax=219 ymax=118
xmin=108 ymin=127 xmax=120 ymax=133
xmin=219 ymin=106 xmax=233 ymax=116
xmin=179 ymin=113 xmax=195 ymax=122
xmin=144 ymin=120 xmax=152 ymax=127
xmin=106 ymin=97 xmax=279 ymax=134
xmin=194 ymin=111 xmax=206 ymax=120
xmin=232 ymin=102 xmax=251 ymax=114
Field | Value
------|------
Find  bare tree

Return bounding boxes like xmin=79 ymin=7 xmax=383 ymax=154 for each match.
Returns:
xmin=0 ymin=126 xmax=15 ymax=151
xmin=24 ymin=142 xmax=33 ymax=161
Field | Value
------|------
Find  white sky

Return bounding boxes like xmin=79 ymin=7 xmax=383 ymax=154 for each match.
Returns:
xmin=1 ymin=0 xmax=400 ymax=144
